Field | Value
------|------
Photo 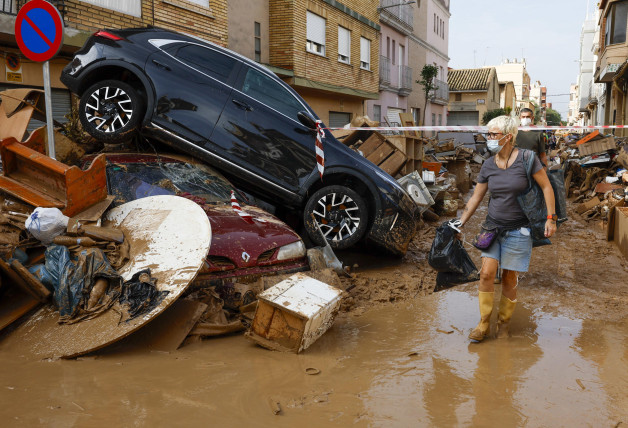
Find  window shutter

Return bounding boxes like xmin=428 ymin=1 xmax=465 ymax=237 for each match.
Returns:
xmin=307 ymin=11 xmax=326 ymax=45
xmin=338 ymin=26 xmax=350 ymax=58
xmin=360 ymin=37 xmax=370 ymax=64
xmin=79 ymin=0 xmax=142 ymax=17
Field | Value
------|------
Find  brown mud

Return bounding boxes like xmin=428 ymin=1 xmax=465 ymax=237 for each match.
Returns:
xmin=0 ymin=200 xmax=627 ymax=426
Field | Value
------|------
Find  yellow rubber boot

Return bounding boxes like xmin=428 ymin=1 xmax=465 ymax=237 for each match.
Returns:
xmin=468 ymin=291 xmax=494 ymax=342
xmin=496 ymin=295 xmax=517 ymax=339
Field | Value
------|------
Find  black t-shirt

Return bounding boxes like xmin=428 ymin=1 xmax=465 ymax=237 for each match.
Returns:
xmin=477 ymin=150 xmax=543 ymax=224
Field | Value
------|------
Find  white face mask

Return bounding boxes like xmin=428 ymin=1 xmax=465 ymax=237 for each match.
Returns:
xmin=521 ymin=117 xmax=532 ymax=126
xmin=487 ymin=135 xmax=506 ymax=154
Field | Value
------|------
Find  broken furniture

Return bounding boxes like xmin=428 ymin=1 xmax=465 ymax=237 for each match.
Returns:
xmin=0 ymin=89 xmax=45 ymax=142
xmin=246 ymin=273 xmax=343 ymax=353
xmin=0 ymin=136 xmax=107 ymax=217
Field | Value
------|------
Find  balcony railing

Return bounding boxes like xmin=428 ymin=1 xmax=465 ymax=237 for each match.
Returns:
xmin=1 ymin=0 xmax=17 ymax=15
xmin=380 ymin=56 xmax=391 ymax=86
xmin=400 ymin=65 xmax=412 ymax=91
xmin=380 ymin=0 xmax=413 ymax=28
xmin=432 ymin=79 xmax=449 ymax=103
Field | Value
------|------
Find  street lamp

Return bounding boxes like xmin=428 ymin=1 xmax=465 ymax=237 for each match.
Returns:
xmin=377 ymin=1 xmax=416 ymax=11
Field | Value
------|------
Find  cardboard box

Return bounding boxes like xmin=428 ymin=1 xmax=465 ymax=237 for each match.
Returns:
xmin=613 ymin=207 xmax=628 ymax=259
xmin=245 ymin=273 xmax=343 ymax=353
xmin=578 ymin=136 xmax=616 ymax=156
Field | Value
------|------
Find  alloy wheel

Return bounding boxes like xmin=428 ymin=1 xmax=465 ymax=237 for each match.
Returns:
xmin=312 ymin=191 xmax=361 ymax=242
xmin=84 ymin=86 xmax=133 ymax=133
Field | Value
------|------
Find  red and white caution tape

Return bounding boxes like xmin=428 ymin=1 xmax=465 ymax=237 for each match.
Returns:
xmin=230 ymin=190 xmax=254 ymax=224
xmin=326 ymin=125 xmax=628 ymax=132
xmin=315 ymin=120 xmax=325 ymax=179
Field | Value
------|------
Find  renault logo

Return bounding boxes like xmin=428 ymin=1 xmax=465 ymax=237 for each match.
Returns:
xmin=241 ymin=252 xmax=251 ymax=262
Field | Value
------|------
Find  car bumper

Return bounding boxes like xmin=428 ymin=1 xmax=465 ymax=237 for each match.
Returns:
xmin=190 ymin=259 xmax=310 ymax=288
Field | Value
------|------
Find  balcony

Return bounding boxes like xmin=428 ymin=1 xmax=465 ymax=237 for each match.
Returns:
xmin=379 ymin=0 xmax=413 ymax=34
xmin=1 ymin=0 xmax=17 ymax=15
xmin=399 ymin=65 xmax=412 ymax=95
xmin=431 ymin=79 xmax=449 ymax=105
xmin=380 ymin=56 xmax=391 ymax=86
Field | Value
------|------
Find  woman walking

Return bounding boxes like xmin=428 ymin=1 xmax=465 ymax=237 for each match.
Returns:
xmin=459 ymin=116 xmax=556 ymax=341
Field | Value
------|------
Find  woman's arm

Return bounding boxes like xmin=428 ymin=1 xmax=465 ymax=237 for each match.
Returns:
xmin=532 ymin=168 xmax=557 ymax=238
xmin=460 ymin=182 xmax=488 ymax=227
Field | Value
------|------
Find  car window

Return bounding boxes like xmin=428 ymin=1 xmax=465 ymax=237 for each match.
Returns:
xmin=106 ymin=161 xmax=235 ymax=206
xmin=174 ymin=44 xmax=237 ymax=83
xmin=241 ymin=68 xmax=304 ymax=120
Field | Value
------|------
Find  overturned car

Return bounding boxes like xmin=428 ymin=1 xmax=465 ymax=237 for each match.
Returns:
xmin=62 ymin=28 xmax=418 ymax=255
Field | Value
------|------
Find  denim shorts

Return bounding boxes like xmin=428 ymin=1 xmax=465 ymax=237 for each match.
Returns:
xmin=481 ymin=227 xmax=533 ymax=272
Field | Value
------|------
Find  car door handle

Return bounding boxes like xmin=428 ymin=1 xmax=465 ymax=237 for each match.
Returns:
xmin=152 ymin=59 xmax=171 ymax=71
xmin=232 ymin=99 xmax=253 ymax=111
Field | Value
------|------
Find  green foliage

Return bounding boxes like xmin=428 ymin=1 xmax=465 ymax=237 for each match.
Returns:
xmin=504 ymin=106 xmax=512 ymax=115
xmin=545 ymin=108 xmax=563 ymax=126
xmin=416 ymin=64 xmax=439 ymax=126
xmin=482 ymin=108 xmax=507 ymax=125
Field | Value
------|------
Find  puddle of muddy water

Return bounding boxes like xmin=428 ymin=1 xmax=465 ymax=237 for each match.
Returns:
xmin=0 ymin=290 xmax=626 ymax=427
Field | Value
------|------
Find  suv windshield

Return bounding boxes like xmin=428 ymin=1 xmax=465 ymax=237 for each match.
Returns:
xmin=107 ymin=161 xmax=235 ymax=205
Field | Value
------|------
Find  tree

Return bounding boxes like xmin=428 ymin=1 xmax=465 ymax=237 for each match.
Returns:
xmin=416 ymin=65 xmax=439 ymax=128
xmin=482 ymin=108 xmax=507 ymax=125
xmin=545 ymin=108 xmax=563 ymax=126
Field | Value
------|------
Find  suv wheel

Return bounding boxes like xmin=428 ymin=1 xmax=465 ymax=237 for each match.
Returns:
xmin=79 ymin=80 xmax=142 ymax=143
xmin=304 ymin=185 xmax=369 ymax=250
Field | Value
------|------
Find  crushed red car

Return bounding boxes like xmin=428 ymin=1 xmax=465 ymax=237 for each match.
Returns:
xmin=81 ymin=153 xmax=309 ymax=287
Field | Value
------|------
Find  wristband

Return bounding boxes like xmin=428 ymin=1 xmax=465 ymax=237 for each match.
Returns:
xmin=547 ymin=214 xmax=557 ymax=221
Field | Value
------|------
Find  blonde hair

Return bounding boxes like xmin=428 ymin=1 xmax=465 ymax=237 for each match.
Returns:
xmin=487 ymin=115 xmax=519 ymax=145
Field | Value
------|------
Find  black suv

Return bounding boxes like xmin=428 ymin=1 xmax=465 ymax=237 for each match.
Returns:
xmin=61 ymin=28 xmax=417 ymax=255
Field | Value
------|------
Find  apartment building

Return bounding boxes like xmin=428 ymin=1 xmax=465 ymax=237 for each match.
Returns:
xmin=492 ymin=59 xmax=532 ymax=114
xmin=365 ymin=0 xmax=414 ymax=126
xmin=266 ymin=0 xmax=380 ymax=127
xmin=1 ymin=1 xmax=228 ymax=126
xmin=406 ymin=0 xmax=449 ymax=127
xmin=594 ymin=0 xmax=628 ymax=135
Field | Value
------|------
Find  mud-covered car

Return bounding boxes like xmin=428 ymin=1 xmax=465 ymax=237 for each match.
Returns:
xmin=81 ymin=153 xmax=309 ymax=286
xmin=62 ymin=28 xmax=417 ymax=255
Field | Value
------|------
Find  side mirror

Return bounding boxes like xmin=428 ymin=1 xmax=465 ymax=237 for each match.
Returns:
xmin=297 ymin=111 xmax=317 ymax=129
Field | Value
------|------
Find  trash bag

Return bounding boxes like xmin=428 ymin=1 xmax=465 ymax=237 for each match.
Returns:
xmin=428 ymin=221 xmax=479 ymax=291
xmin=517 ymin=150 xmax=551 ymax=247
xmin=25 ymin=207 xmax=69 ymax=244
xmin=119 ymin=269 xmax=169 ymax=321
xmin=548 ymin=167 xmax=568 ymax=224
xmin=44 ymin=245 xmax=122 ymax=323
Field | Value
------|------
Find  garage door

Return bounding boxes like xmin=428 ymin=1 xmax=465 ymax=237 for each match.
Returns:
xmin=448 ymin=111 xmax=479 ymax=126
xmin=329 ymin=111 xmax=352 ymax=128
xmin=0 ymin=84 xmax=71 ymax=135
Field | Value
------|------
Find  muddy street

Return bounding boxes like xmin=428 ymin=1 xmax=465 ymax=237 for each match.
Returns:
xmin=0 ymin=199 xmax=627 ymax=427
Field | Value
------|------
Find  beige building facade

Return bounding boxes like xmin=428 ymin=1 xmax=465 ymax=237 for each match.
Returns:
xmin=447 ymin=67 xmax=500 ymax=125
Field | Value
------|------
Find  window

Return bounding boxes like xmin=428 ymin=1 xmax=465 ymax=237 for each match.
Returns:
xmin=254 ymin=22 xmax=261 ymax=63
xmin=392 ymin=40 xmax=396 ymax=64
xmin=79 ymin=0 xmax=141 ymax=17
xmin=605 ymin=2 xmax=628 ymax=46
xmin=441 ymin=20 xmax=445 ymax=39
xmin=386 ymin=37 xmax=390 ymax=58
xmin=360 ymin=37 xmax=371 ymax=70
xmin=432 ymin=113 xmax=436 ymax=126
xmin=338 ymin=26 xmax=351 ymax=64
xmin=434 ymin=14 xmax=437 ymax=32
xmin=373 ymin=105 xmax=381 ymax=123
xmin=174 ymin=44 xmax=237 ymax=83
xmin=186 ymin=0 xmax=209 ymax=6
xmin=307 ymin=11 xmax=326 ymax=55
xmin=455 ymin=93 xmax=462 ymax=101
xmin=411 ymin=107 xmax=420 ymax=125
xmin=438 ymin=114 xmax=442 ymax=126
xmin=242 ymin=68 xmax=304 ymax=120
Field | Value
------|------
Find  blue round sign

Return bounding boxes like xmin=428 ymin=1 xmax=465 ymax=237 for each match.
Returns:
xmin=15 ymin=0 xmax=64 ymax=62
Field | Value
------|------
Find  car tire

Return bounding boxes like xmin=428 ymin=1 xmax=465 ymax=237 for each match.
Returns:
xmin=79 ymin=80 xmax=142 ymax=143
xmin=304 ymin=185 xmax=369 ymax=250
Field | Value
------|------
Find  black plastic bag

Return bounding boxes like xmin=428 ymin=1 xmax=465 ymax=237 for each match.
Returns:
xmin=428 ymin=222 xmax=479 ymax=291
xmin=517 ymin=150 xmax=551 ymax=247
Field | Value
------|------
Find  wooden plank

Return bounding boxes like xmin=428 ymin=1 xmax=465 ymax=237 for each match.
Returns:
xmin=399 ymin=112 xmax=418 ymax=138
xmin=0 ymin=176 xmax=65 ymax=209
xmin=0 ymin=288 xmax=41 ymax=332
xmin=613 ymin=207 xmax=628 ymax=259
xmin=607 ymin=199 xmax=625 ymax=241
xmin=0 ymin=258 xmax=41 ymax=301
xmin=366 ymin=142 xmax=394 ymax=164
xmin=379 ymin=151 xmax=408 ymax=176
xmin=575 ymin=130 xmax=600 ymax=145
xmin=358 ymin=133 xmax=385 ymax=158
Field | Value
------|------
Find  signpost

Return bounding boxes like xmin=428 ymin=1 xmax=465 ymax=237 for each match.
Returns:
xmin=15 ymin=0 xmax=64 ymax=159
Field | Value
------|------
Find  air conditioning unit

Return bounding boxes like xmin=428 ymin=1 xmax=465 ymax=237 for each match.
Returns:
xmin=397 ymin=171 xmax=435 ymax=213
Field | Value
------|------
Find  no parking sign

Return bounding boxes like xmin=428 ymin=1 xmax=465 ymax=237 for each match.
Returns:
xmin=15 ymin=0 xmax=64 ymax=62
xmin=14 ymin=0 xmax=64 ymax=159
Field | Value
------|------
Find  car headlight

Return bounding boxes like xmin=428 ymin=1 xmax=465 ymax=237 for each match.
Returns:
xmin=276 ymin=241 xmax=306 ymax=261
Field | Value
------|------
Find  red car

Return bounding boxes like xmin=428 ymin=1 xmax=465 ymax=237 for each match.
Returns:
xmin=83 ymin=153 xmax=309 ymax=288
